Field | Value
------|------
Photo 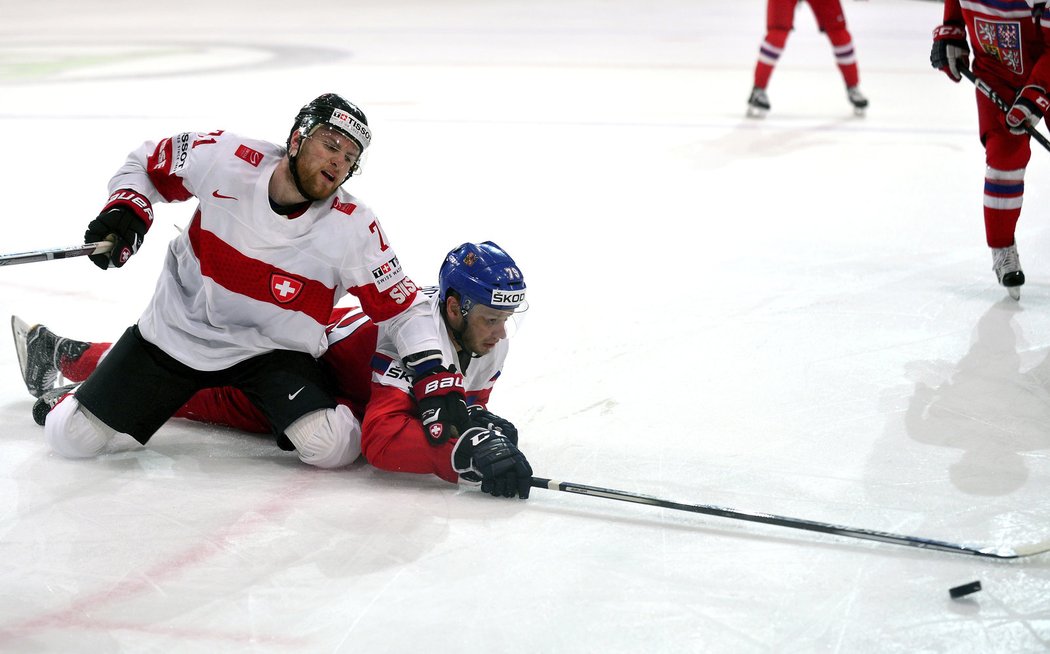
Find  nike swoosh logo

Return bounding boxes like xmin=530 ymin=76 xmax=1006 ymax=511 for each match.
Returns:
xmin=288 ymin=386 xmax=305 ymax=400
xmin=212 ymin=189 xmax=237 ymax=200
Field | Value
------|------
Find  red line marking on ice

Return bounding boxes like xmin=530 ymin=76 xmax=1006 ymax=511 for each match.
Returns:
xmin=0 ymin=477 xmax=315 ymax=648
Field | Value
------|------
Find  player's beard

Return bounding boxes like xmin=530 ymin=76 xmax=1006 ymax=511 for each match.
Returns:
xmin=462 ymin=326 xmax=497 ymax=356
xmin=292 ymin=156 xmax=342 ymax=201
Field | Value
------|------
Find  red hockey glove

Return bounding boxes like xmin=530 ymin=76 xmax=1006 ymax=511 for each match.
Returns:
xmin=408 ymin=353 xmax=470 ymax=445
xmin=1006 ymin=85 xmax=1050 ymax=135
xmin=84 ymin=189 xmax=153 ymax=269
xmin=930 ymin=24 xmax=968 ymax=83
xmin=452 ymin=427 xmax=533 ymax=499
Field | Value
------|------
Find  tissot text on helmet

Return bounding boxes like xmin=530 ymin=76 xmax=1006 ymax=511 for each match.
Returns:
xmin=329 ymin=109 xmax=372 ymax=151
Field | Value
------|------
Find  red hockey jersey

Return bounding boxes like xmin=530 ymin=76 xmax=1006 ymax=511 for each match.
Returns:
xmin=944 ymin=0 xmax=1050 ymax=92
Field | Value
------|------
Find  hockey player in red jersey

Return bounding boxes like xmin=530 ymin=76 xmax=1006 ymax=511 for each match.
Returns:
xmin=14 ymin=242 xmax=533 ymax=499
xmin=748 ymin=0 xmax=869 ymax=117
xmin=931 ymin=0 xmax=1050 ymax=300
xmin=360 ymin=242 xmax=531 ymax=498
xmin=39 ymin=93 xmax=472 ymax=469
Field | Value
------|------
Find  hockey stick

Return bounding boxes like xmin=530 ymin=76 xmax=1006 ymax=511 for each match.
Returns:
xmin=531 ymin=477 xmax=1050 ymax=559
xmin=0 ymin=241 xmax=112 ymax=267
xmin=959 ymin=67 xmax=1050 ymax=153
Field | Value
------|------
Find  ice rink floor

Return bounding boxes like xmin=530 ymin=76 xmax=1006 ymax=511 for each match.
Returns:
xmin=2 ymin=0 xmax=1049 ymax=651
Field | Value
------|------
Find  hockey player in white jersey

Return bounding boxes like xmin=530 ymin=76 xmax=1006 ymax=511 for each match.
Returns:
xmin=44 ymin=93 xmax=472 ymax=468
xmin=19 ymin=242 xmax=534 ymax=498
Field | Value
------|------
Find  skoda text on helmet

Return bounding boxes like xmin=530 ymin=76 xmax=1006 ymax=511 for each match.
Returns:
xmin=287 ymin=93 xmax=371 ymax=199
xmin=439 ymin=241 xmax=527 ymax=317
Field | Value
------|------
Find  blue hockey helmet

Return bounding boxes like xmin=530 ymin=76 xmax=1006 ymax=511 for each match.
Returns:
xmin=439 ymin=241 xmax=527 ymax=316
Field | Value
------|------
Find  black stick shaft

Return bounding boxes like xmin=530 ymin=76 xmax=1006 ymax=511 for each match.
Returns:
xmin=0 ymin=242 xmax=111 ymax=267
xmin=960 ymin=68 xmax=1050 ymax=153
xmin=531 ymin=477 xmax=1050 ymax=560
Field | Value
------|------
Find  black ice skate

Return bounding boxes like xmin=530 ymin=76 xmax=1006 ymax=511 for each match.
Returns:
xmin=10 ymin=316 xmax=89 ymax=398
xmin=992 ymin=244 xmax=1025 ymax=300
xmin=847 ymin=86 xmax=868 ymax=117
xmin=747 ymin=87 xmax=770 ymax=118
xmin=33 ymin=383 xmax=79 ymax=426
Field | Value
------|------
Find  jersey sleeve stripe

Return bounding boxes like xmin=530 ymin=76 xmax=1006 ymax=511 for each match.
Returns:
xmin=146 ymin=137 xmax=193 ymax=202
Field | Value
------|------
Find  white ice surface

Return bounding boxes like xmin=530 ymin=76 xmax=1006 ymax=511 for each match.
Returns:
xmin=1 ymin=0 xmax=1049 ymax=651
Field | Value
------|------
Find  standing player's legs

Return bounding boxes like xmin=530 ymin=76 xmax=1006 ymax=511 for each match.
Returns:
xmin=808 ymin=0 xmax=867 ymax=112
xmin=978 ymin=90 xmax=1032 ymax=298
xmin=749 ymin=0 xmax=796 ymax=115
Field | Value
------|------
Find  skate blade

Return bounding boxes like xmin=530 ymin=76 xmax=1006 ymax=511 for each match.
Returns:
xmin=1008 ymin=286 xmax=1021 ymax=300
xmin=746 ymin=106 xmax=768 ymax=119
xmin=853 ymin=106 xmax=867 ymax=117
xmin=11 ymin=316 xmax=31 ymax=385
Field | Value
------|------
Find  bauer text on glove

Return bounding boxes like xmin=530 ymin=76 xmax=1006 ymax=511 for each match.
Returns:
xmin=407 ymin=352 xmax=470 ymax=446
xmin=84 ymin=189 xmax=153 ymax=269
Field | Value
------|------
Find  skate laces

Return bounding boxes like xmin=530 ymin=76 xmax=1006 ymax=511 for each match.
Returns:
xmin=993 ymin=245 xmax=1022 ymax=276
xmin=847 ymin=87 xmax=868 ymax=107
xmin=749 ymin=88 xmax=769 ymax=107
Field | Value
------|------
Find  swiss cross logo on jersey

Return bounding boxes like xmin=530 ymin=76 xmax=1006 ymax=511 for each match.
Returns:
xmin=236 ymin=144 xmax=264 ymax=167
xmin=270 ymin=273 xmax=304 ymax=304
xmin=974 ymin=19 xmax=1023 ymax=75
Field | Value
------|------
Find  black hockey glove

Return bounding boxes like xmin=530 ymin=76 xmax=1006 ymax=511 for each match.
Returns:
xmin=85 ymin=189 xmax=152 ymax=269
xmin=408 ymin=352 xmax=470 ymax=446
xmin=452 ymin=427 xmax=533 ymax=499
xmin=467 ymin=405 xmax=518 ymax=445
xmin=930 ymin=24 xmax=968 ymax=83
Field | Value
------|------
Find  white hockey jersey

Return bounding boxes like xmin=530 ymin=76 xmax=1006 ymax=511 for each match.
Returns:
xmin=107 ymin=129 xmax=439 ymax=370
xmin=368 ymin=291 xmax=508 ymax=405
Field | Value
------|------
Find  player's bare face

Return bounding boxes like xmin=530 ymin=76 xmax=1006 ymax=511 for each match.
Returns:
xmin=461 ymin=305 xmax=512 ymax=355
xmin=294 ymin=127 xmax=360 ymax=199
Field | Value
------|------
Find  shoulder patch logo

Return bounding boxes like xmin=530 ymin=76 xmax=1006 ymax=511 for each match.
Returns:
xmin=370 ymin=256 xmax=403 ymax=292
xmin=270 ymin=273 xmax=304 ymax=304
xmin=331 ymin=198 xmax=357 ymax=215
xmin=235 ymin=144 xmax=264 ymax=167
xmin=172 ymin=133 xmax=191 ymax=173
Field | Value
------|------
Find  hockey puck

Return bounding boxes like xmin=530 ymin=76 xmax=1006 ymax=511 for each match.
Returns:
xmin=949 ymin=581 xmax=981 ymax=599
